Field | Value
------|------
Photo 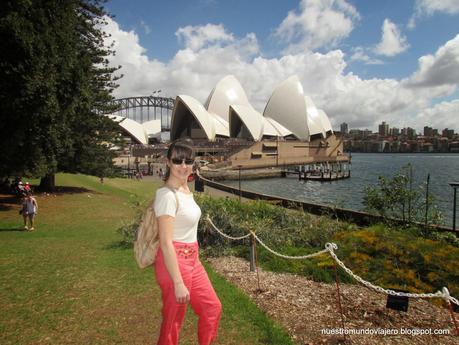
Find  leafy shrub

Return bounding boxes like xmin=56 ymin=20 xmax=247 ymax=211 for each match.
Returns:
xmin=116 ymin=199 xmax=144 ymax=247
xmin=196 ymin=194 xmax=459 ymax=299
xmin=117 ymin=221 xmax=139 ymax=248
xmin=332 ymin=225 xmax=459 ymax=298
xmin=196 ymin=194 xmax=355 ymax=253
xmin=363 ymin=164 xmax=443 ymax=226
xmin=196 ymin=193 xmax=356 ymax=282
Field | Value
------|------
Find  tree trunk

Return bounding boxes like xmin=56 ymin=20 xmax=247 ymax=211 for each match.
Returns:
xmin=39 ymin=173 xmax=55 ymax=191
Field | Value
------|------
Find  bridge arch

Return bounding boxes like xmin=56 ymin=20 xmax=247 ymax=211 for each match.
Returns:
xmin=108 ymin=96 xmax=175 ymax=130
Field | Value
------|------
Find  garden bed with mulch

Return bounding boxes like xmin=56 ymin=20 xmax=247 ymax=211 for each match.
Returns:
xmin=208 ymin=256 xmax=458 ymax=345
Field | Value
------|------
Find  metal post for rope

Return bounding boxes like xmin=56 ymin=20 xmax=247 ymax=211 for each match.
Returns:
xmin=253 ymin=233 xmax=262 ymax=293
xmin=333 ymin=263 xmax=347 ymax=343
xmin=249 ymin=233 xmax=256 ymax=272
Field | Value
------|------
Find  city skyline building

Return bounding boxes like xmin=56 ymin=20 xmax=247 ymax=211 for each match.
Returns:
xmin=342 ymin=121 xmax=455 ymax=139
xmin=340 ymin=122 xmax=349 ymax=135
xmin=378 ymin=121 xmax=389 ymax=137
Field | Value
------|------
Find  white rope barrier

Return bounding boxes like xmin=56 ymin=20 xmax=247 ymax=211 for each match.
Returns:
xmin=251 ymin=231 xmax=330 ymax=260
xmin=450 ymin=295 xmax=459 ymax=306
xmin=206 ymin=216 xmax=251 ymax=240
xmin=206 ymin=215 xmax=459 ymax=307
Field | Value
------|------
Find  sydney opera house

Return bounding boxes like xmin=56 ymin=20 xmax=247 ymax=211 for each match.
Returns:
xmin=172 ymin=75 xmax=332 ymax=142
xmin=110 ymin=75 xmax=347 ymax=170
xmin=169 ymin=75 xmax=346 ymax=169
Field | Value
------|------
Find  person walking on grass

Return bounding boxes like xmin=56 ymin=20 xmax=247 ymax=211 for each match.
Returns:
xmin=22 ymin=193 xmax=38 ymax=231
xmin=154 ymin=139 xmax=221 ymax=345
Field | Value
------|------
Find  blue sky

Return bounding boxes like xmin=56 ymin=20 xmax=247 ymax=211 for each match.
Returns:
xmin=103 ymin=0 xmax=459 ymax=132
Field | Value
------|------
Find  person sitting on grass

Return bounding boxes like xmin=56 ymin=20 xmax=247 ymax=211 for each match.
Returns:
xmin=21 ymin=193 xmax=38 ymax=231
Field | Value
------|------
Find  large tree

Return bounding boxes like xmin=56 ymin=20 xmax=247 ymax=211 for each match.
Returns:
xmin=0 ymin=0 xmax=122 ymax=190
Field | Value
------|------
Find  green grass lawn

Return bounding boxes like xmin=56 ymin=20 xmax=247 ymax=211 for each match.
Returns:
xmin=0 ymin=174 xmax=293 ymax=345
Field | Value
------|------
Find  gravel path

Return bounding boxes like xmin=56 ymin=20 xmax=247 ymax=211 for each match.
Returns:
xmin=208 ymin=256 xmax=458 ymax=345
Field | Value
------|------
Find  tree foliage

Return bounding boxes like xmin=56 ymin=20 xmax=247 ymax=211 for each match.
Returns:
xmin=0 ymin=0 xmax=123 ymax=189
xmin=363 ymin=164 xmax=443 ymax=226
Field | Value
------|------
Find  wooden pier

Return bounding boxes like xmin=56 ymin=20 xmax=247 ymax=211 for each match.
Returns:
xmin=282 ymin=170 xmax=350 ymax=181
xmin=282 ymin=161 xmax=351 ymax=181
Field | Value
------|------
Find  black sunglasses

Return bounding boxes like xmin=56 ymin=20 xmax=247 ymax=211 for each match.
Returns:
xmin=171 ymin=158 xmax=194 ymax=165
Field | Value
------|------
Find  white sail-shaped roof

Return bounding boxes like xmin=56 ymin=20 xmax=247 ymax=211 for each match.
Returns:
xmin=229 ymin=105 xmax=294 ymax=140
xmin=143 ymin=119 xmax=162 ymax=140
xmin=229 ymin=104 xmax=264 ymax=140
xmin=260 ymin=117 xmax=279 ymax=137
xmin=170 ymin=74 xmax=333 ymax=142
xmin=170 ymin=95 xmax=231 ymax=141
xmin=106 ymin=115 xmax=148 ymax=144
xmin=317 ymin=109 xmax=334 ymax=134
xmin=264 ymin=118 xmax=293 ymax=137
xmin=263 ymin=76 xmax=310 ymax=140
xmin=205 ymin=75 xmax=250 ymax=122
xmin=304 ymin=96 xmax=326 ymax=138
xmin=171 ymin=95 xmax=216 ymax=140
xmin=209 ymin=113 xmax=230 ymax=137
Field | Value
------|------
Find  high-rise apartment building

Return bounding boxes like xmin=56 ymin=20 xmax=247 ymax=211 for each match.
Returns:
xmin=443 ymin=128 xmax=455 ymax=139
xmin=424 ymin=126 xmax=433 ymax=137
xmin=378 ymin=121 xmax=389 ymax=136
xmin=390 ymin=127 xmax=400 ymax=136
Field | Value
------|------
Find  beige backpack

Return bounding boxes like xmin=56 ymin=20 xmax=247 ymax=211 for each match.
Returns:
xmin=134 ymin=187 xmax=178 ymax=269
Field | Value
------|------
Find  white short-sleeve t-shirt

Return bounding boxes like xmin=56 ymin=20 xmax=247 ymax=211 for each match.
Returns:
xmin=154 ymin=186 xmax=202 ymax=243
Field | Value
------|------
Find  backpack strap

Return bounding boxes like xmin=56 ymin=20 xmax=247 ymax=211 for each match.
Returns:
xmin=164 ymin=186 xmax=180 ymax=215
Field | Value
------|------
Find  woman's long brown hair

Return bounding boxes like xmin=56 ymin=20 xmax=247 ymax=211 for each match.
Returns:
xmin=163 ymin=139 xmax=195 ymax=181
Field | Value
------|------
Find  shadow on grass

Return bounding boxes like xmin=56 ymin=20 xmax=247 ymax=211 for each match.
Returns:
xmin=0 ymin=227 xmax=26 ymax=232
xmin=0 ymin=194 xmax=20 ymax=211
xmin=105 ymin=241 xmax=132 ymax=250
xmin=0 ymin=204 xmax=14 ymax=211
xmin=1 ymin=186 xmax=96 ymax=204
xmin=36 ymin=186 xmax=96 ymax=195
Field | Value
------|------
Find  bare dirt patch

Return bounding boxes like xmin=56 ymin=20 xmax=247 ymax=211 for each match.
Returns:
xmin=208 ymin=256 xmax=458 ymax=345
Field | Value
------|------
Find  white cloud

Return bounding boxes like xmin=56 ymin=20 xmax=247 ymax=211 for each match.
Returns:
xmin=350 ymin=47 xmax=383 ymax=65
xmin=102 ymin=18 xmax=167 ymax=96
xmin=414 ymin=99 xmax=459 ymax=130
xmin=103 ymin=18 xmax=258 ymax=101
xmin=405 ymin=33 xmax=459 ymax=89
xmin=175 ymin=23 xmax=234 ymax=51
xmin=103 ymin=17 xmax=459 ymax=132
xmin=374 ymin=19 xmax=409 ymax=57
xmin=409 ymin=0 xmax=459 ymax=28
xmin=415 ymin=0 xmax=459 ymax=15
xmin=274 ymin=0 xmax=360 ymax=53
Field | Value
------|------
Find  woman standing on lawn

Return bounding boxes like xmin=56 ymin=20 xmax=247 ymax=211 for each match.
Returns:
xmin=154 ymin=139 xmax=222 ymax=345
xmin=22 ymin=192 xmax=38 ymax=231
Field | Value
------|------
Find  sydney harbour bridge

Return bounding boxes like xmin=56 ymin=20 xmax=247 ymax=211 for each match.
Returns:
xmin=108 ymin=95 xmax=175 ymax=131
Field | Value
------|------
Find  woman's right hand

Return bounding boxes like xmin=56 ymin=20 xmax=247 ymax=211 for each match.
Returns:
xmin=174 ymin=282 xmax=190 ymax=304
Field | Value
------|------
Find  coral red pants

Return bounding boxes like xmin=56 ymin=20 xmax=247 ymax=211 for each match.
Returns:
xmin=155 ymin=242 xmax=222 ymax=345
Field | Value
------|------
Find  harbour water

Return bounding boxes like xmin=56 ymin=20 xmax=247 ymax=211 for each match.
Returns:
xmin=222 ymin=153 xmax=459 ymax=227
